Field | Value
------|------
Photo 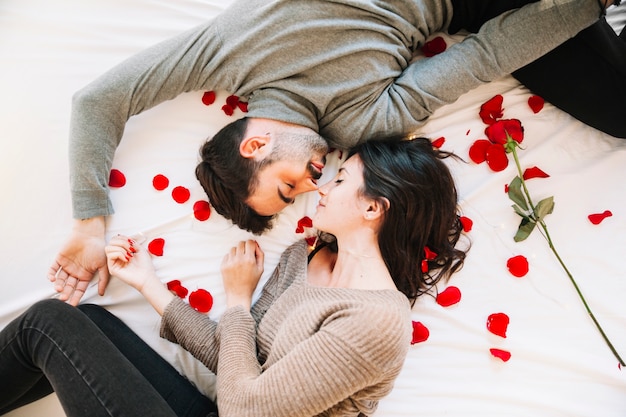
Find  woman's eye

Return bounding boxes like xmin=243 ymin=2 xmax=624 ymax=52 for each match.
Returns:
xmin=285 ymin=183 xmax=295 ymax=189
xmin=334 ymin=179 xmax=343 ymax=184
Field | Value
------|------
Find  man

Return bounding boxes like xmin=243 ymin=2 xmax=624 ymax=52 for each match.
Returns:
xmin=50 ymin=0 xmax=623 ymax=304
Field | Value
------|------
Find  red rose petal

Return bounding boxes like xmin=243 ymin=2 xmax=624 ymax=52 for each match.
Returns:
xmin=225 ymin=94 xmax=240 ymax=108
xmin=469 ymin=139 xmax=490 ymax=164
xmin=485 ymin=119 xmax=524 ymax=145
xmin=166 ymin=280 xmax=189 ymax=298
xmin=479 ymin=95 xmax=504 ymax=125
xmin=487 ymin=312 xmax=510 ymax=338
xmin=411 ymin=321 xmax=430 ymax=344
xmin=490 ymin=348 xmax=512 ymax=362
xmin=421 ymin=36 xmax=447 ymax=57
xmin=459 ymin=216 xmax=473 ymax=232
xmin=507 ymin=255 xmax=529 ymax=277
xmin=523 ymin=166 xmax=550 ymax=180
xmin=189 ymin=289 xmax=213 ymax=313
xmin=431 ymin=136 xmax=445 ymax=148
xmin=193 ymin=200 xmax=211 ymax=221
xmin=108 ymin=169 xmax=126 ymax=188
xmin=201 ymin=91 xmax=216 ymax=106
xmin=588 ymin=210 xmax=613 ymax=225
xmin=237 ymin=101 xmax=249 ymax=113
xmin=485 ymin=143 xmax=509 ymax=172
xmin=172 ymin=186 xmax=190 ymax=204
xmin=528 ymin=95 xmax=544 ymax=114
xmin=504 ymin=183 xmax=509 ymax=193
xmin=421 ymin=259 xmax=429 ymax=273
xmin=296 ymin=216 xmax=313 ymax=233
xmin=436 ymin=286 xmax=462 ymax=307
xmin=152 ymin=174 xmax=169 ymax=191
xmin=148 ymin=238 xmax=165 ymax=257
xmin=221 ymin=104 xmax=234 ymax=116
xmin=424 ymin=246 xmax=437 ymax=260
xmin=305 ymin=236 xmax=317 ymax=247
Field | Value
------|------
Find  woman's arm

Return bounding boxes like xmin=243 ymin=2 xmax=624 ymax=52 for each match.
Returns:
xmin=215 ymin=302 xmax=411 ymax=417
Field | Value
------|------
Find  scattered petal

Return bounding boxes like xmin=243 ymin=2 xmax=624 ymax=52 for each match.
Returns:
xmin=421 ymin=36 xmax=447 ymax=57
xmin=504 ymin=183 xmax=509 ymax=193
xmin=237 ymin=101 xmax=249 ymax=113
xmin=487 ymin=312 xmax=510 ymax=338
xmin=479 ymin=95 xmax=504 ymax=125
xmin=148 ymin=238 xmax=165 ymax=256
xmin=523 ymin=166 xmax=550 ymax=180
xmin=296 ymin=216 xmax=313 ymax=233
xmin=431 ymin=136 xmax=445 ymax=148
xmin=411 ymin=321 xmax=430 ymax=344
xmin=507 ymin=255 xmax=529 ymax=278
xmin=436 ymin=286 xmax=462 ymax=307
xmin=485 ymin=143 xmax=509 ymax=172
xmin=221 ymin=104 xmax=235 ymax=116
xmin=424 ymin=246 xmax=437 ymax=260
xmin=225 ymin=94 xmax=240 ymax=108
xmin=485 ymin=119 xmax=524 ymax=145
xmin=166 ymin=280 xmax=189 ymax=298
xmin=152 ymin=174 xmax=169 ymax=191
xmin=201 ymin=91 xmax=216 ymax=106
xmin=172 ymin=186 xmax=191 ymax=204
xmin=528 ymin=95 xmax=544 ymax=114
xmin=193 ymin=200 xmax=211 ymax=221
xmin=459 ymin=216 xmax=473 ymax=232
xmin=305 ymin=236 xmax=317 ymax=247
xmin=490 ymin=348 xmax=512 ymax=362
xmin=588 ymin=210 xmax=613 ymax=225
xmin=108 ymin=169 xmax=126 ymax=188
xmin=469 ymin=139 xmax=490 ymax=164
xmin=189 ymin=289 xmax=213 ymax=313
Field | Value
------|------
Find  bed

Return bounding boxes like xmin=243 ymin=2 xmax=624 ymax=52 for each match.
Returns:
xmin=1 ymin=1 xmax=625 ymax=415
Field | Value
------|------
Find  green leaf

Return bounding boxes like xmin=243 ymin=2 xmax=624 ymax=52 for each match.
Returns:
xmin=514 ymin=217 xmax=536 ymax=242
xmin=534 ymin=196 xmax=555 ymax=222
xmin=512 ymin=204 xmax=529 ymax=219
xmin=508 ymin=176 xmax=528 ymax=211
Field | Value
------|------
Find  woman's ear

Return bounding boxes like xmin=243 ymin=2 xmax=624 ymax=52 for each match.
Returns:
xmin=364 ymin=197 xmax=389 ymax=221
xmin=239 ymin=134 xmax=271 ymax=159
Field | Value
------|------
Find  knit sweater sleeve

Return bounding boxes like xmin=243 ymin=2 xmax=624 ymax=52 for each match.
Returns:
xmin=389 ymin=0 xmax=601 ymax=115
xmin=69 ymin=20 xmax=227 ymax=219
xmin=215 ymin=299 xmax=411 ymax=417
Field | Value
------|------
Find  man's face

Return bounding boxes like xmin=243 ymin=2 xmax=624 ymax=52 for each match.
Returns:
xmin=246 ymin=133 xmax=328 ymax=216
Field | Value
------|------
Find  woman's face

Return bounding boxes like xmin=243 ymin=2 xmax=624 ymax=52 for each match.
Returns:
xmin=313 ymin=155 xmax=370 ymax=234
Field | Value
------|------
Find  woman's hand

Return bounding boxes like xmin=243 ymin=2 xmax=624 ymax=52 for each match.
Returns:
xmin=105 ymin=234 xmax=157 ymax=292
xmin=221 ymin=240 xmax=264 ymax=310
xmin=104 ymin=234 xmax=174 ymax=315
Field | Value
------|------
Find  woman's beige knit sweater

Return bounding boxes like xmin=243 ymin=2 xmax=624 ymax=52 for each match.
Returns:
xmin=160 ymin=240 xmax=412 ymax=416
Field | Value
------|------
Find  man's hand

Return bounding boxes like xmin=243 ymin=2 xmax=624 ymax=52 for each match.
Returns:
xmin=48 ymin=217 xmax=109 ymax=305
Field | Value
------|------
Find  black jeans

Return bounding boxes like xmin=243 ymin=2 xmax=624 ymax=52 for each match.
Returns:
xmin=450 ymin=0 xmax=626 ymax=138
xmin=0 ymin=299 xmax=217 ymax=417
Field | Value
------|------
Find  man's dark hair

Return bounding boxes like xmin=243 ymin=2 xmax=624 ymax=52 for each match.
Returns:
xmin=195 ymin=117 xmax=275 ymax=234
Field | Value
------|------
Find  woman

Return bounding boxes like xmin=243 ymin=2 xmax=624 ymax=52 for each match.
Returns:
xmin=0 ymin=137 xmax=467 ymax=417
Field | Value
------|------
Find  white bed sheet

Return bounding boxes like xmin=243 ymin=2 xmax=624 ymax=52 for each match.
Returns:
xmin=1 ymin=1 xmax=625 ymax=416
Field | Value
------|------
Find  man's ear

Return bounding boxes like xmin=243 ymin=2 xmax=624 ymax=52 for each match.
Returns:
xmin=364 ymin=197 xmax=389 ymax=221
xmin=239 ymin=134 xmax=271 ymax=159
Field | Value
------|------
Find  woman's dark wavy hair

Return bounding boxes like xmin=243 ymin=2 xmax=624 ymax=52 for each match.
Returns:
xmin=195 ymin=117 xmax=275 ymax=234
xmin=336 ymin=136 xmax=468 ymax=306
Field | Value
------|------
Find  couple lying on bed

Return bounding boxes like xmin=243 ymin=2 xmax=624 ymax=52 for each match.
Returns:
xmin=1 ymin=0 xmax=624 ymax=416
xmin=1 ymin=137 xmax=467 ymax=416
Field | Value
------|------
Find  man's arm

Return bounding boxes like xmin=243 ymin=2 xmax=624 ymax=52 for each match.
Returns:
xmin=51 ymin=20 xmax=226 ymax=302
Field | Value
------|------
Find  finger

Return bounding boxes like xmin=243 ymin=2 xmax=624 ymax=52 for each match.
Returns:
xmin=53 ymin=268 xmax=70 ymax=292
xmin=67 ymin=280 xmax=88 ymax=306
xmin=57 ymin=276 xmax=79 ymax=301
xmin=47 ymin=260 xmax=62 ymax=282
xmin=254 ymin=242 xmax=265 ymax=269
xmin=97 ymin=265 xmax=111 ymax=297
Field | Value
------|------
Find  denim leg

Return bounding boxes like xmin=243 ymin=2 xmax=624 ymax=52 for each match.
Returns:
xmin=78 ymin=304 xmax=217 ymax=417
xmin=448 ymin=0 xmax=539 ymax=34
xmin=0 ymin=299 xmax=177 ymax=417
xmin=513 ymin=18 xmax=626 ymax=138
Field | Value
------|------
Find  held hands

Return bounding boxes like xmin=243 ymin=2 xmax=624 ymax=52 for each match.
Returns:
xmin=221 ymin=240 xmax=265 ymax=311
xmin=48 ymin=217 xmax=109 ymax=306
xmin=104 ymin=235 xmax=158 ymax=292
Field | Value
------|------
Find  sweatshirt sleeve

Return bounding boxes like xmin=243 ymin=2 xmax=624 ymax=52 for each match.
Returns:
xmin=215 ymin=302 xmax=411 ymax=417
xmin=69 ymin=21 xmax=225 ymax=219
xmin=390 ymin=0 xmax=602 ymax=115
